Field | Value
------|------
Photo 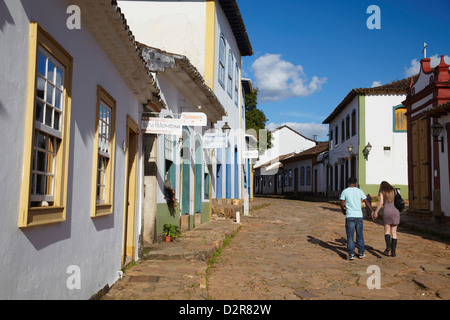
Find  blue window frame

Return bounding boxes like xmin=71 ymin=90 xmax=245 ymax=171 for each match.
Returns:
xmin=227 ymin=49 xmax=233 ymax=98
xmin=235 ymin=63 xmax=239 ymax=106
xmin=218 ymin=35 xmax=226 ymax=89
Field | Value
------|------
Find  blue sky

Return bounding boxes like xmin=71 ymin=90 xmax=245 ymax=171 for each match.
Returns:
xmin=238 ymin=0 xmax=450 ymax=141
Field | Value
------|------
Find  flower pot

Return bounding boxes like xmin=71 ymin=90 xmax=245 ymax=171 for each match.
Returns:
xmin=165 ymin=235 xmax=171 ymax=242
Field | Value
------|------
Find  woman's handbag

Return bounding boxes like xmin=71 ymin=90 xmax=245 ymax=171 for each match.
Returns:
xmin=394 ymin=190 xmax=405 ymax=212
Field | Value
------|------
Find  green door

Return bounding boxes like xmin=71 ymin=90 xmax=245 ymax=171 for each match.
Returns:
xmin=195 ymin=138 xmax=202 ymax=213
xmin=182 ymin=128 xmax=190 ymax=215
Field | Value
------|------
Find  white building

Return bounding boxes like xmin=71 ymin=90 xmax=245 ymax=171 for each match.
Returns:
xmin=253 ymin=125 xmax=317 ymax=195
xmin=117 ymin=0 xmax=253 ymax=201
xmin=323 ymin=78 xmax=414 ymax=198
xmin=0 ymin=0 xmax=165 ymax=299
xmin=280 ymin=142 xmax=329 ymax=196
xmin=138 ymin=45 xmax=227 ymax=237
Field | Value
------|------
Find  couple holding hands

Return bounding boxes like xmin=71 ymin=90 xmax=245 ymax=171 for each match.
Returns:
xmin=340 ymin=177 xmax=400 ymax=260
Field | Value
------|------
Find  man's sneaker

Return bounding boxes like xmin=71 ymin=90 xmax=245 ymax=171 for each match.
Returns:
xmin=347 ymin=254 xmax=355 ymax=260
xmin=358 ymin=253 xmax=366 ymax=259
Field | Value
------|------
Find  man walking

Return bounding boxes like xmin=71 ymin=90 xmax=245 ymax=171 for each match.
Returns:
xmin=340 ymin=177 xmax=374 ymax=260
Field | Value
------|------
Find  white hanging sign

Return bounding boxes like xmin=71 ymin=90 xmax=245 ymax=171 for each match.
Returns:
xmin=141 ymin=117 xmax=182 ymax=135
xmin=181 ymin=112 xmax=207 ymax=126
xmin=203 ymin=132 xmax=227 ymax=149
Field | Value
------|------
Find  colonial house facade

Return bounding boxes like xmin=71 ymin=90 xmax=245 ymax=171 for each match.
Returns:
xmin=403 ymin=56 xmax=450 ymax=225
xmin=0 ymin=0 xmax=166 ymax=299
xmin=323 ymin=78 xmax=414 ymax=199
xmin=138 ymin=44 xmax=227 ymax=239
xmin=253 ymin=125 xmax=317 ymax=195
xmin=279 ymin=142 xmax=329 ymax=197
xmin=117 ymin=0 xmax=253 ymax=204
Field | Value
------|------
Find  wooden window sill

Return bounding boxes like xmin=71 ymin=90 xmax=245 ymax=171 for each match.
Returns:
xmin=20 ymin=206 xmax=65 ymax=228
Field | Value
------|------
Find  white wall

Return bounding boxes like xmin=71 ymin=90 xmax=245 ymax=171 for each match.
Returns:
xmin=118 ymin=0 xmax=246 ymax=200
xmin=283 ymin=159 xmax=313 ymax=193
xmin=328 ymin=96 xmax=359 ymax=167
xmin=257 ymin=127 xmax=316 ymax=170
xmin=117 ymin=0 xmax=207 ymax=76
xmin=365 ymin=94 xmax=408 ymax=186
xmin=0 ymin=0 xmax=143 ymax=299
xmin=213 ymin=3 xmax=244 ymax=199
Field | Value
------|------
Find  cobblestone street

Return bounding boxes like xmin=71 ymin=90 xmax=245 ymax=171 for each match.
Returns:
xmin=207 ymin=198 xmax=450 ymax=300
xmin=104 ymin=197 xmax=450 ymax=300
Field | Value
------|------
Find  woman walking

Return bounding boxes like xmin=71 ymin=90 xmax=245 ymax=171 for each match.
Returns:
xmin=372 ymin=181 xmax=400 ymax=257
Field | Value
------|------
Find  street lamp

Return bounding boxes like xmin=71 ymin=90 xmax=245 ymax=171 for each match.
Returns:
xmin=431 ymin=122 xmax=444 ymax=153
xmin=363 ymin=142 xmax=372 ymax=160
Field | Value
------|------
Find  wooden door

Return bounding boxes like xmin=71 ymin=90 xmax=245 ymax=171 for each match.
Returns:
xmin=123 ymin=117 xmax=138 ymax=266
xmin=411 ymin=117 xmax=430 ymax=210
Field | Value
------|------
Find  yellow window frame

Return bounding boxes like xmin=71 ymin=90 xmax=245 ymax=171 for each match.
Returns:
xmin=91 ymin=86 xmax=116 ymax=217
xmin=19 ymin=22 xmax=73 ymax=228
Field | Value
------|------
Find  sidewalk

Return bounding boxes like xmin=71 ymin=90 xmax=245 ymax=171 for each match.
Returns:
xmin=102 ymin=217 xmax=242 ymax=300
xmin=397 ymin=212 xmax=450 ymax=241
xmin=101 ymin=199 xmax=269 ymax=300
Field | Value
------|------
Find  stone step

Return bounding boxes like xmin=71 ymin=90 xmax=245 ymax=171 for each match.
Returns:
xmin=212 ymin=204 xmax=243 ymax=219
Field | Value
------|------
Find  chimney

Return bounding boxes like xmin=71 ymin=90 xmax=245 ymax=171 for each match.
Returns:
xmin=313 ymin=135 xmax=318 ymax=141
xmin=436 ymin=55 xmax=450 ymax=82
xmin=421 ymin=58 xmax=431 ymax=73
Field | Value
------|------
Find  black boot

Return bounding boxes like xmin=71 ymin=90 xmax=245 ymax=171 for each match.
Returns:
xmin=391 ymin=239 xmax=397 ymax=257
xmin=384 ymin=234 xmax=391 ymax=256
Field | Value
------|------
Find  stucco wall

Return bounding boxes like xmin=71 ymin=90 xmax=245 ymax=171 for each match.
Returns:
xmin=365 ymin=94 xmax=408 ymax=187
xmin=117 ymin=0 xmax=207 ymax=76
xmin=0 ymin=0 xmax=143 ymax=299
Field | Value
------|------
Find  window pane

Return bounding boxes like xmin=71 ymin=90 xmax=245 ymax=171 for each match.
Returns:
xmin=37 ymin=151 xmax=46 ymax=172
xmin=38 ymin=52 xmax=47 ymax=77
xmin=37 ymin=132 xmax=47 ymax=150
xmin=56 ymin=68 xmax=63 ymax=89
xmin=36 ymin=100 xmax=44 ymax=123
xmin=46 ymin=82 xmax=54 ymax=105
xmin=37 ymin=76 xmax=45 ymax=100
xmin=54 ymin=111 xmax=60 ymax=131
xmin=36 ymin=174 xmax=46 ymax=195
xmin=55 ymin=89 xmax=62 ymax=110
xmin=47 ymin=60 xmax=55 ymax=83
xmin=45 ymin=105 xmax=53 ymax=127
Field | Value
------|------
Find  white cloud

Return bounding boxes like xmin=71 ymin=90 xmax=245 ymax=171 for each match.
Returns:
xmin=251 ymin=54 xmax=327 ymax=103
xmin=405 ymin=54 xmax=450 ymax=77
xmin=371 ymin=81 xmax=382 ymax=88
xmin=267 ymin=122 xmax=329 ymax=141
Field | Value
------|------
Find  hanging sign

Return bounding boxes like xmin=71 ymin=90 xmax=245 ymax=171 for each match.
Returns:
xmin=181 ymin=112 xmax=207 ymax=127
xmin=203 ymin=132 xmax=227 ymax=149
xmin=141 ymin=117 xmax=182 ymax=135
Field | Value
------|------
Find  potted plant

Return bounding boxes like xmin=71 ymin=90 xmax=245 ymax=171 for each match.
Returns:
xmin=163 ymin=224 xmax=180 ymax=242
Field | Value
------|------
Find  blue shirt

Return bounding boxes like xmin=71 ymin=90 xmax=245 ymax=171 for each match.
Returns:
xmin=340 ymin=187 xmax=367 ymax=218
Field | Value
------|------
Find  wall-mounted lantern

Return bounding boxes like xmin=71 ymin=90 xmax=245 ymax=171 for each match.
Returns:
xmin=363 ymin=142 xmax=372 ymax=160
xmin=222 ymin=122 xmax=231 ymax=136
xmin=431 ymin=122 xmax=444 ymax=153
xmin=347 ymin=143 xmax=353 ymax=154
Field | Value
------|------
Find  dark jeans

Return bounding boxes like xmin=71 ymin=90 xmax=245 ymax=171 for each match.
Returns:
xmin=345 ymin=218 xmax=364 ymax=256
